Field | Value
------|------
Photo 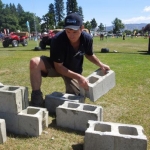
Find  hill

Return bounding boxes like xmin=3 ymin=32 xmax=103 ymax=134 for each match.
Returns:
xmin=106 ymin=23 xmax=147 ymax=31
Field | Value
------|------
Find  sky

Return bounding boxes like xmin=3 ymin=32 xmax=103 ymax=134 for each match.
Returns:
xmin=3 ymin=0 xmax=150 ymax=26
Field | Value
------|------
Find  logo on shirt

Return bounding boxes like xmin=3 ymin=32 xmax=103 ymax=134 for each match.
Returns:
xmin=74 ymin=51 xmax=85 ymax=57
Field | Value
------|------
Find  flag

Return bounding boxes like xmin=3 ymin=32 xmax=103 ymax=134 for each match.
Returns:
xmin=26 ymin=21 xmax=30 ymax=33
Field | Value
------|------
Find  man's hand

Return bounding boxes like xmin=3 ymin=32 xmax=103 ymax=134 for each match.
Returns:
xmin=100 ymin=63 xmax=110 ymax=74
xmin=77 ymin=75 xmax=89 ymax=91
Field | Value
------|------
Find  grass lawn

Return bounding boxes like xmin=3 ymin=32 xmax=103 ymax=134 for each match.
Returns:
xmin=0 ymin=36 xmax=150 ymax=150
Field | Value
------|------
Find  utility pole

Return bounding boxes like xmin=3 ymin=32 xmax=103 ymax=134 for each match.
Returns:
xmin=148 ymin=31 xmax=150 ymax=53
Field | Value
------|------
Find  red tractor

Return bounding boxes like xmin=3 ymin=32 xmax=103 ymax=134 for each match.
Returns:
xmin=2 ymin=32 xmax=28 ymax=48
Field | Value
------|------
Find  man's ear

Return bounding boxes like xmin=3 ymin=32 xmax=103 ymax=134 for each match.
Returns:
xmin=81 ymin=25 xmax=84 ymax=29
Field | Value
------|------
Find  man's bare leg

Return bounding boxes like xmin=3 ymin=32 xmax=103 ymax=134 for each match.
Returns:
xmin=29 ymin=57 xmax=47 ymax=107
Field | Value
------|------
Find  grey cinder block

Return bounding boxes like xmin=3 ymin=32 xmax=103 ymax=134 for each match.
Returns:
xmin=12 ymin=85 xmax=29 ymax=109
xmin=18 ymin=106 xmax=48 ymax=137
xmin=80 ymin=69 xmax=115 ymax=101
xmin=45 ymin=92 xmax=85 ymax=114
xmin=0 ymin=85 xmax=29 ymax=114
xmin=84 ymin=120 xmax=147 ymax=150
xmin=56 ymin=101 xmax=103 ymax=131
xmin=0 ymin=86 xmax=22 ymax=114
xmin=0 ymin=107 xmax=48 ymax=137
xmin=0 ymin=119 xmax=7 ymax=144
xmin=0 ymin=112 xmax=19 ymax=134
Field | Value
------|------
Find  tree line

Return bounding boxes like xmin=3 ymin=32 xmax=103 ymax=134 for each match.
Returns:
xmin=0 ymin=0 xmax=144 ymax=35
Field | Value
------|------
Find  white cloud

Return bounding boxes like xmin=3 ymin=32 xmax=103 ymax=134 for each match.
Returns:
xmin=122 ymin=16 xmax=150 ymax=24
xmin=143 ymin=6 xmax=150 ymax=12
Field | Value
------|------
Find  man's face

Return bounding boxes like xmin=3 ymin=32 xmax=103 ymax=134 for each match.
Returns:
xmin=65 ymin=27 xmax=82 ymax=43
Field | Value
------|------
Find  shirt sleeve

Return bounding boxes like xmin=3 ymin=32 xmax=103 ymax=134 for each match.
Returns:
xmin=85 ymin=36 xmax=93 ymax=56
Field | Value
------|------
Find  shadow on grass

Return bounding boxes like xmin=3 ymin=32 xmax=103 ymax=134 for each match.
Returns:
xmin=138 ymin=50 xmax=150 ymax=55
xmin=48 ymin=117 xmax=85 ymax=136
xmin=72 ymin=143 xmax=84 ymax=150
xmin=0 ymin=49 xmax=49 ymax=52
xmin=48 ymin=118 xmax=85 ymax=150
xmin=0 ymin=46 xmax=50 ymax=51
xmin=94 ymin=50 xmax=150 ymax=55
xmin=6 ymin=131 xmax=34 ymax=139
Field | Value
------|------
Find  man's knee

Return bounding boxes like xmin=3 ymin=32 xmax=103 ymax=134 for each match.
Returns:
xmin=30 ymin=57 xmax=41 ymax=69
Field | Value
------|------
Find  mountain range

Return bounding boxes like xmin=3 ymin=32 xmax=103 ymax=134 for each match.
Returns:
xmin=106 ymin=23 xmax=148 ymax=31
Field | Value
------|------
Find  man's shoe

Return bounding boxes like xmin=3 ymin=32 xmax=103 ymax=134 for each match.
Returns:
xmin=31 ymin=90 xmax=44 ymax=107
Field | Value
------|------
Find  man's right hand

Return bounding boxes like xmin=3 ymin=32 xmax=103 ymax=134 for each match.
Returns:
xmin=77 ymin=75 xmax=89 ymax=91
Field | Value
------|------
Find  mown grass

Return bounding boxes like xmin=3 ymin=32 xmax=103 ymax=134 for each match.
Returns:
xmin=0 ymin=36 xmax=150 ymax=150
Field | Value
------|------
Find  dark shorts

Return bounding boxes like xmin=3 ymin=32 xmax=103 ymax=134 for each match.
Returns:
xmin=40 ymin=56 xmax=80 ymax=95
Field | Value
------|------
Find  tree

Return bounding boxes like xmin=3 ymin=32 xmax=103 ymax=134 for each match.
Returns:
xmin=78 ymin=6 xmax=84 ymax=21
xmin=17 ymin=3 xmax=24 ymax=15
xmin=143 ymin=24 xmax=150 ymax=32
xmin=84 ymin=21 xmax=92 ymax=32
xmin=2 ymin=4 xmax=18 ymax=32
xmin=41 ymin=13 xmax=55 ymax=31
xmin=54 ymin=0 xmax=64 ymax=25
xmin=66 ymin=0 xmax=78 ymax=15
xmin=0 ymin=0 xmax=4 ymax=11
xmin=124 ymin=30 xmax=132 ymax=35
xmin=56 ymin=20 xmax=64 ymax=29
xmin=0 ymin=0 xmax=4 ymax=30
xmin=0 ymin=1 xmax=42 ymax=33
xmin=112 ymin=18 xmax=124 ymax=34
xmin=30 ymin=13 xmax=41 ymax=35
xmin=90 ymin=18 xmax=97 ymax=29
xmin=48 ymin=3 xmax=56 ymax=26
xmin=98 ymin=23 xmax=104 ymax=32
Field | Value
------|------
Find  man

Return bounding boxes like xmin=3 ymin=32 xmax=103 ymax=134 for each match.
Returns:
xmin=30 ymin=13 xmax=110 ymax=107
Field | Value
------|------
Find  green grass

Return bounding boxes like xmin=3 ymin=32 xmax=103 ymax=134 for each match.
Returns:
xmin=0 ymin=36 xmax=150 ymax=150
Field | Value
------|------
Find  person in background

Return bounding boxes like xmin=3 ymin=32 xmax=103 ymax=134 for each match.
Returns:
xmin=29 ymin=12 xmax=110 ymax=107
xmin=0 ymin=32 xmax=4 ymax=42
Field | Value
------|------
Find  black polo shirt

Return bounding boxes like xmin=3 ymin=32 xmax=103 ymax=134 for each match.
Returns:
xmin=50 ymin=30 xmax=93 ymax=74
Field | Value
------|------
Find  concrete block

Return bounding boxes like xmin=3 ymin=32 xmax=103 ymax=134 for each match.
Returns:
xmin=80 ymin=69 xmax=115 ymax=101
xmin=84 ymin=121 xmax=147 ymax=150
xmin=18 ymin=106 xmax=48 ymax=136
xmin=0 ymin=85 xmax=6 ymax=89
xmin=0 ymin=119 xmax=7 ymax=144
xmin=45 ymin=92 xmax=85 ymax=114
xmin=0 ymin=107 xmax=48 ymax=137
xmin=56 ymin=101 xmax=103 ymax=131
xmin=13 ymin=85 xmax=29 ymax=109
xmin=0 ymin=86 xmax=22 ymax=114
xmin=0 ymin=112 xmax=19 ymax=134
xmin=0 ymin=85 xmax=29 ymax=110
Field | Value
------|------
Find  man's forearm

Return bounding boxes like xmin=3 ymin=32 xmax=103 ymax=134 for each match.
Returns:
xmin=54 ymin=62 xmax=82 ymax=80
xmin=85 ymin=54 xmax=103 ymax=67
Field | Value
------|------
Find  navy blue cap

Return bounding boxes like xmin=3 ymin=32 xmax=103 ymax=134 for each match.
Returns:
xmin=64 ymin=13 xmax=82 ymax=30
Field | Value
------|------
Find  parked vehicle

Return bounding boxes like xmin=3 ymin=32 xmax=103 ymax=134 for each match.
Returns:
xmin=39 ymin=29 xmax=63 ymax=49
xmin=2 ymin=32 xmax=28 ymax=48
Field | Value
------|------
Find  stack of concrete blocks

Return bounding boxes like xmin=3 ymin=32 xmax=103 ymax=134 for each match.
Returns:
xmin=45 ymin=91 xmax=85 ymax=114
xmin=0 ymin=85 xmax=48 ymax=137
xmin=80 ymin=69 xmax=115 ymax=101
xmin=84 ymin=120 xmax=147 ymax=150
xmin=0 ymin=119 xmax=7 ymax=144
xmin=56 ymin=101 xmax=103 ymax=131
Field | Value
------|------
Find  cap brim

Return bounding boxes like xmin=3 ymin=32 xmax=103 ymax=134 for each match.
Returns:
xmin=64 ymin=25 xmax=80 ymax=30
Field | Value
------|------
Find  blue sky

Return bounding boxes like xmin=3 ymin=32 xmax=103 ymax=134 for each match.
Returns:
xmin=3 ymin=0 xmax=150 ymax=26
